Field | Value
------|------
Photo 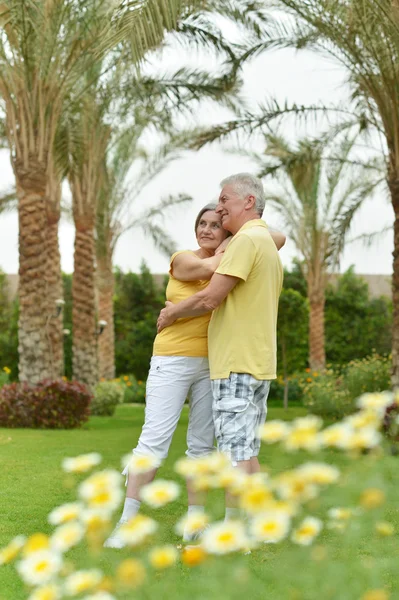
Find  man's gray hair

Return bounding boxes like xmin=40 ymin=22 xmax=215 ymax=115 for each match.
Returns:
xmin=220 ymin=172 xmax=265 ymax=217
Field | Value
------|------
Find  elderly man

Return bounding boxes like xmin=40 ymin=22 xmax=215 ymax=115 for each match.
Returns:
xmin=157 ymin=173 xmax=283 ymax=511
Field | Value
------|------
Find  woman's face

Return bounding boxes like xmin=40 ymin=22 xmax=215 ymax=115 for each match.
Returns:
xmin=196 ymin=210 xmax=228 ymax=250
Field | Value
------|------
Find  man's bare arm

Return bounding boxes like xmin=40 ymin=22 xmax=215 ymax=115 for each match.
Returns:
xmin=157 ymin=273 xmax=239 ymax=332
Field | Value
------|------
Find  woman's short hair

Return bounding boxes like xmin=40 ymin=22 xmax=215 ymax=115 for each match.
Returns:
xmin=194 ymin=203 xmax=218 ymax=232
xmin=194 ymin=203 xmax=232 ymax=239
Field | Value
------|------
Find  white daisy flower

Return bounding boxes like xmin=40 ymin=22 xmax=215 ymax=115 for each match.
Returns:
xmin=16 ymin=550 xmax=62 ymax=586
xmin=27 ymin=583 xmax=61 ymax=600
xmin=122 ymin=453 xmax=161 ymax=475
xmin=0 ymin=535 xmax=26 ymax=565
xmin=356 ymin=392 xmax=393 ymax=412
xmin=48 ymin=503 xmax=83 ymax=526
xmin=201 ymin=521 xmax=249 ymax=555
xmin=291 ymin=516 xmax=323 ymax=546
xmin=78 ymin=470 xmax=123 ymax=513
xmin=319 ymin=423 xmax=354 ymax=449
xmin=64 ymin=569 xmax=103 ymax=596
xmin=81 ymin=594 xmax=116 ymax=600
xmin=140 ymin=480 xmax=180 ymax=508
xmin=295 ymin=462 xmax=340 ymax=485
xmin=257 ymin=420 xmax=291 ymax=444
xmin=250 ymin=511 xmax=291 ymax=544
xmin=118 ymin=515 xmax=158 ymax=546
xmin=62 ymin=453 xmax=102 ymax=474
xmin=51 ymin=522 xmax=85 ymax=553
xmin=175 ymin=511 xmax=210 ymax=536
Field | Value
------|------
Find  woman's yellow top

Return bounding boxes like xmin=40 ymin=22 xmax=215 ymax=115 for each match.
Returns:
xmin=152 ymin=251 xmax=211 ymax=357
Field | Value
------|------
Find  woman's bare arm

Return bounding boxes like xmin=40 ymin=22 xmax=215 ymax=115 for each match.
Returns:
xmin=171 ymin=252 xmax=223 ymax=282
xmin=270 ymin=229 xmax=286 ymax=250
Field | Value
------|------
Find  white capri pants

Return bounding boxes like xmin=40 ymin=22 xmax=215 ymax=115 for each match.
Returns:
xmin=132 ymin=356 xmax=215 ymax=460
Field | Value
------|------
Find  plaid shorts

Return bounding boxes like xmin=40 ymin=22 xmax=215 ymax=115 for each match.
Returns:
xmin=211 ymin=373 xmax=271 ymax=462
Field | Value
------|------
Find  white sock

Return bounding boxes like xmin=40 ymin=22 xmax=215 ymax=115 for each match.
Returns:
xmin=187 ymin=505 xmax=205 ymax=515
xmin=225 ymin=507 xmax=240 ymax=521
xmin=120 ymin=498 xmax=141 ymax=522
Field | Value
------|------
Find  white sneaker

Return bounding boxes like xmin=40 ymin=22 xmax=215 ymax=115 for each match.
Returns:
xmin=103 ymin=520 xmax=127 ymax=549
xmin=183 ymin=525 xmax=209 ymax=544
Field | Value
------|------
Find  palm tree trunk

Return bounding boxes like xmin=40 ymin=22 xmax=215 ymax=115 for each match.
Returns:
xmin=97 ymin=254 xmax=115 ymax=380
xmin=308 ymin=283 xmax=326 ymax=372
xmin=16 ymin=163 xmax=53 ymax=383
xmin=389 ymin=176 xmax=399 ymax=387
xmin=45 ymin=206 xmax=64 ymax=379
xmin=72 ymin=220 xmax=98 ymax=388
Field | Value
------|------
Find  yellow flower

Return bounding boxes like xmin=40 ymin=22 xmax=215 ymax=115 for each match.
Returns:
xmin=181 ymin=546 xmax=207 ymax=567
xmin=148 ymin=545 xmax=178 ymax=570
xmin=375 ymin=521 xmax=394 ymax=536
xmin=122 ymin=453 xmax=161 ymax=475
xmin=257 ymin=420 xmax=290 ymax=444
xmin=361 ymin=590 xmax=390 ymax=600
xmin=51 ymin=522 xmax=85 ymax=553
xmin=116 ymin=558 xmax=146 ymax=588
xmin=123 ymin=376 xmax=129 ymax=381
xmin=175 ymin=511 xmax=210 ymax=537
xmin=64 ymin=569 xmax=103 ymax=595
xmin=249 ymin=511 xmax=291 ymax=544
xmin=62 ymin=453 xmax=102 ymax=474
xmin=17 ymin=550 xmax=63 ymax=586
xmin=201 ymin=521 xmax=249 ymax=555
xmin=291 ymin=516 xmax=323 ymax=546
xmin=140 ymin=480 xmax=180 ymax=508
xmin=359 ymin=488 xmax=386 ymax=509
xmin=0 ymin=535 xmax=25 ymax=565
xmin=27 ymin=583 xmax=61 ymax=600
xmin=3 ymin=366 xmax=11 ymax=374
xmin=23 ymin=533 xmax=50 ymax=556
xmin=295 ymin=462 xmax=340 ymax=485
xmin=118 ymin=515 xmax=158 ymax=546
xmin=240 ymin=485 xmax=274 ymax=514
xmin=138 ymin=380 xmax=143 ymax=385
xmin=126 ymin=382 xmax=132 ymax=387
xmin=48 ymin=502 xmax=83 ymax=526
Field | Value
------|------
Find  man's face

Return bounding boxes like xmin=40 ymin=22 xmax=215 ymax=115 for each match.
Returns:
xmin=216 ymin=184 xmax=251 ymax=233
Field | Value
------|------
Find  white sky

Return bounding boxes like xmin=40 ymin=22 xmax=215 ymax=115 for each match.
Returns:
xmin=0 ymin=47 xmax=393 ymax=276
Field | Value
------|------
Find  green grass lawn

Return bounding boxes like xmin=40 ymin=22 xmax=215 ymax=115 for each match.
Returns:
xmin=1 ymin=404 xmax=398 ymax=600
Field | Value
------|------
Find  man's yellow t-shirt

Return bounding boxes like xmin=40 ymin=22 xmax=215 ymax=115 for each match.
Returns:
xmin=153 ymin=251 xmax=210 ymax=357
xmin=208 ymin=220 xmax=283 ymax=380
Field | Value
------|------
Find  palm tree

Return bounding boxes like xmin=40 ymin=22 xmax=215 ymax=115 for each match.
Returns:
xmin=246 ymin=133 xmax=380 ymax=370
xmin=96 ymin=124 xmax=192 ymax=380
xmin=226 ymin=0 xmax=399 ymax=383
xmin=0 ymin=0 xmax=223 ymax=384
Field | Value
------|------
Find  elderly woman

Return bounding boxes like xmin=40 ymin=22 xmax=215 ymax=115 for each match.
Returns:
xmin=105 ymin=203 xmax=285 ymax=548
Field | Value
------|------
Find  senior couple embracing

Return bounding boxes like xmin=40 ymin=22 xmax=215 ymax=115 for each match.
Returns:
xmin=105 ymin=172 xmax=284 ymax=548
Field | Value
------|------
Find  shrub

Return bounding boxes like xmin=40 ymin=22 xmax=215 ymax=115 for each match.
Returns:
xmin=0 ymin=379 xmax=91 ymax=429
xmin=343 ymin=353 xmax=391 ymax=400
xmin=114 ymin=375 xmax=146 ymax=404
xmin=0 ymin=366 xmax=11 ymax=389
xmin=303 ymin=371 xmax=352 ymax=419
xmin=303 ymin=354 xmax=391 ymax=420
xmin=91 ymin=382 xmax=124 ymax=416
